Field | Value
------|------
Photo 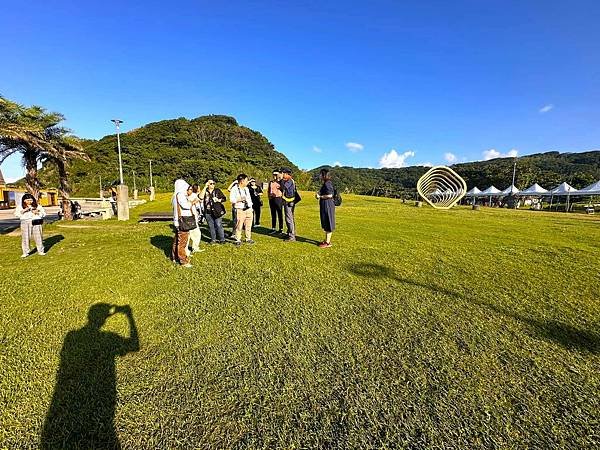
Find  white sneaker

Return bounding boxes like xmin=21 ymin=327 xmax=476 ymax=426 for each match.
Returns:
xmin=182 ymin=263 xmax=193 ymax=268
xmin=38 ymin=252 xmax=46 ymax=256
xmin=21 ymin=253 xmax=28 ymax=258
xmin=192 ymin=248 xmax=205 ymax=253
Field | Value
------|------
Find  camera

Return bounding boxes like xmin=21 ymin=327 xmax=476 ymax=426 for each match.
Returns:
xmin=242 ymin=201 xmax=250 ymax=211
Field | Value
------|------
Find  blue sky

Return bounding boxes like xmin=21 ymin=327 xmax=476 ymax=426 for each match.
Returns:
xmin=1 ymin=0 xmax=599 ymax=181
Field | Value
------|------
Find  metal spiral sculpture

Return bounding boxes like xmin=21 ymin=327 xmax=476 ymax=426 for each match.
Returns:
xmin=416 ymin=166 xmax=467 ymax=209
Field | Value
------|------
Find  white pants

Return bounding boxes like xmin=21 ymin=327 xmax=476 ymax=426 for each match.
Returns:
xmin=21 ymin=220 xmax=44 ymax=255
xmin=187 ymin=227 xmax=202 ymax=253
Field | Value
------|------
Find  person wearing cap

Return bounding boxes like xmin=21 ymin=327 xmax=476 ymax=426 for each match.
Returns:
xmin=267 ymin=170 xmax=284 ymax=234
xmin=229 ymin=173 xmax=255 ymax=246
xmin=280 ymin=168 xmax=297 ymax=241
xmin=248 ymin=178 xmax=263 ymax=227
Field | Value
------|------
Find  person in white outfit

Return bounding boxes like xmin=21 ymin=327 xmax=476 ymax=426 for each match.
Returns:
xmin=15 ymin=193 xmax=46 ymax=257
xmin=171 ymin=179 xmax=197 ymax=267
xmin=186 ymin=184 xmax=204 ymax=254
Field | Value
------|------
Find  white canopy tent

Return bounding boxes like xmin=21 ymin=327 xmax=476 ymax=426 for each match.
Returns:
xmin=546 ymin=182 xmax=578 ymax=211
xmin=548 ymin=182 xmax=578 ymax=195
xmin=516 ymin=183 xmax=548 ymax=196
xmin=466 ymin=187 xmax=481 ymax=196
xmin=479 ymin=186 xmax=502 ymax=196
xmin=500 ymin=184 xmax=520 ymax=195
xmin=578 ymin=180 xmax=600 ymax=196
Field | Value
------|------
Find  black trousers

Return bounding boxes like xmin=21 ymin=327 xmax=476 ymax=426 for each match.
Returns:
xmin=253 ymin=203 xmax=262 ymax=225
xmin=269 ymin=197 xmax=283 ymax=230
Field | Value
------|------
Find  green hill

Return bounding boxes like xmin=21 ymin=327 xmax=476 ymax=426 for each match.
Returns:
xmin=311 ymin=151 xmax=600 ymax=197
xmin=39 ymin=115 xmax=299 ymax=195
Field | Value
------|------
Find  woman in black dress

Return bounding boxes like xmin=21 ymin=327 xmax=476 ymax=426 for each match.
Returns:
xmin=315 ymin=168 xmax=335 ymax=248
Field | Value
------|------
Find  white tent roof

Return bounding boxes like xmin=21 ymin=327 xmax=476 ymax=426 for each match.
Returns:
xmin=479 ymin=185 xmax=502 ymax=196
xmin=549 ymin=182 xmax=578 ymax=195
xmin=579 ymin=180 xmax=600 ymax=195
xmin=500 ymin=184 xmax=520 ymax=195
xmin=466 ymin=187 xmax=481 ymax=196
xmin=517 ymin=183 xmax=548 ymax=195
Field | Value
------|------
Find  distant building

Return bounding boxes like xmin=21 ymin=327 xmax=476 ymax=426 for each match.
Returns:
xmin=0 ymin=168 xmax=58 ymax=209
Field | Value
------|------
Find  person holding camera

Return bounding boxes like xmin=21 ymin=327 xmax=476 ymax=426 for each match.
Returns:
xmin=229 ymin=173 xmax=255 ymax=246
xmin=200 ymin=179 xmax=227 ymax=244
xmin=14 ymin=193 xmax=46 ymax=257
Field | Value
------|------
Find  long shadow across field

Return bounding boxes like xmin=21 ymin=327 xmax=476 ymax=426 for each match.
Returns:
xmin=150 ymin=234 xmax=173 ymax=258
xmin=348 ymin=263 xmax=599 ymax=354
xmin=41 ymin=303 xmax=139 ymax=449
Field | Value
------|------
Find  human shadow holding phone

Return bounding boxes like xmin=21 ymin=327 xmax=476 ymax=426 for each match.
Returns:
xmin=41 ymin=303 xmax=139 ymax=449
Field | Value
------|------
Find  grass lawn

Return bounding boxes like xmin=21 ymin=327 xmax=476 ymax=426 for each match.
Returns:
xmin=1 ymin=193 xmax=599 ymax=448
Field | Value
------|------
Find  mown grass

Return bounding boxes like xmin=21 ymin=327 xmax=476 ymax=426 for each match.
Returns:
xmin=1 ymin=193 xmax=599 ymax=448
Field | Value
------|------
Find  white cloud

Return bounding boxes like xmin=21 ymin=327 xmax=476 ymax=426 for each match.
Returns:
xmin=312 ymin=146 xmax=322 ymax=153
xmin=483 ymin=148 xmax=518 ymax=161
xmin=444 ymin=152 xmax=457 ymax=163
xmin=345 ymin=142 xmax=364 ymax=153
xmin=420 ymin=162 xmax=433 ymax=167
xmin=539 ymin=104 xmax=554 ymax=113
xmin=379 ymin=149 xmax=415 ymax=168
xmin=332 ymin=161 xmax=342 ymax=167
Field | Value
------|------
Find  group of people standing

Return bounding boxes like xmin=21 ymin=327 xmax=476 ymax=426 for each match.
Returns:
xmin=171 ymin=168 xmax=337 ymax=267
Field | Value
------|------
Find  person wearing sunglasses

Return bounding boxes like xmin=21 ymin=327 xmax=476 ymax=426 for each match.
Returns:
xmin=200 ymin=179 xmax=227 ymax=244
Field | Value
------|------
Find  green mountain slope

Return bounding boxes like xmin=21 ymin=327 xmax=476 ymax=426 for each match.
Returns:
xmin=39 ymin=115 xmax=298 ymax=195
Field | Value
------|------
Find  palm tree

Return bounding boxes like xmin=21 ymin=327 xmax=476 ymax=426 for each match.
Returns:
xmin=1 ymin=97 xmax=60 ymax=197
xmin=42 ymin=134 xmax=89 ymax=220
xmin=1 ymin=96 xmax=90 ymax=219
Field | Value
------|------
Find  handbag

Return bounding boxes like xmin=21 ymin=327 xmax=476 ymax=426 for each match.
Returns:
xmin=211 ymin=201 xmax=226 ymax=219
xmin=32 ymin=218 xmax=44 ymax=226
xmin=294 ymin=191 xmax=302 ymax=204
xmin=176 ymin=195 xmax=197 ymax=232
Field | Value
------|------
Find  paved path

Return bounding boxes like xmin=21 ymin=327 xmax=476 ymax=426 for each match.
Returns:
xmin=0 ymin=207 xmax=60 ymax=234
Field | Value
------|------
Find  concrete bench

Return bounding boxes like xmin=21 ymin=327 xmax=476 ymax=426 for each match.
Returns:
xmin=139 ymin=212 xmax=172 ymax=222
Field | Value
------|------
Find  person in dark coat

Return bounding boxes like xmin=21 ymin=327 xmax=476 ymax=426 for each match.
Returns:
xmin=248 ymin=178 xmax=263 ymax=227
xmin=315 ymin=168 xmax=335 ymax=248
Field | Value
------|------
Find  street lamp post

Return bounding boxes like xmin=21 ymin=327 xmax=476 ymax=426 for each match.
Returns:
xmin=132 ymin=169 xmax=138 ymax=199
xmin=148 ymin=159 xmax=155 ymax=201
xmin=111 ymin=119 xmax=129 ymax=220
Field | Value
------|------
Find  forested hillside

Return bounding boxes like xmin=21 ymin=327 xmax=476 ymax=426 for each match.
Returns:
xmin=311 ymin=151 xmax=600 ymax=197
xmin=37 ymin=115 xmax=299 ymax=195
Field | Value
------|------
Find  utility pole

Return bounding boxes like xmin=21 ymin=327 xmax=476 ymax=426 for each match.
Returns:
xmin=111 ymin=119 xmax=129 ymax=219
xmin=132 ymin=169 xmax=138 ymax=199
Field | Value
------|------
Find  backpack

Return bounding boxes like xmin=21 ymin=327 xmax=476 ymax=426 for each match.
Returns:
xmin=333 ymin=189 xmax=342 ymax=207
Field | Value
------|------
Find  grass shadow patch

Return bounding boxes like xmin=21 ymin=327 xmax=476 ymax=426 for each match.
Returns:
xmin=348 ymin=262 xmax=599 ymax=354
xmin=150 ymin=234 xmax=173 ymax=259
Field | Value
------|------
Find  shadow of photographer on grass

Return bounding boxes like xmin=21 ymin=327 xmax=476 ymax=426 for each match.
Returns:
xmin=41 ymin=303 xmax=139 ymax=449
xmin=348 ymin=262 xmax=599 ymax=354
